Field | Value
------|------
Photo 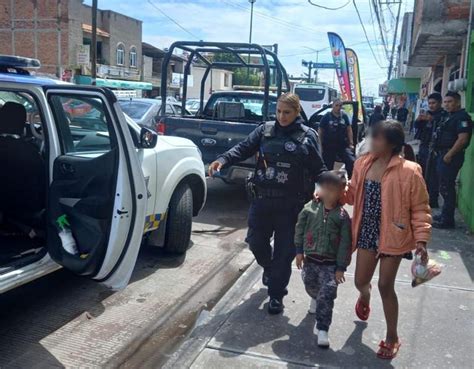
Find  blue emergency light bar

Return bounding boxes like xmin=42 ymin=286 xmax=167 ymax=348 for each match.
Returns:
xmin=0 ymin=55 xmax=41 ymax=69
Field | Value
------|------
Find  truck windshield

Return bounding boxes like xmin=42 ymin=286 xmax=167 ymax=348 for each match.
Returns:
xmin=206 ymin=95 xmax=277 ymax=121
xmin=119 ymin=101 xmax=153 ymax=120
xmin=294 ymin=88 xmax=325 ymax=102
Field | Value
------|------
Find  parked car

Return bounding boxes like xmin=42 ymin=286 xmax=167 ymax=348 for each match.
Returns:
xmin=119 ymin=98 xmax=191 ymax=129
xmin=0 ymin=55 xmax=206 ymax=294
xmin=185 ymin=99 xmax=206 ymax=115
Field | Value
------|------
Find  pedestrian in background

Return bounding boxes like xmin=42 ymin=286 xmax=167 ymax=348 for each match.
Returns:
xmin=369 ymin=105 xmax=385 ymax=127
xmin=209 ymin=93 xmax=326 ymax=314
xmin=432 ymin=91 xmax=473 ymax=229
xmin=396 ymin=105 xmax=409 ymax=127
xmin=295 ymin=170 xmax=351 ymax=348
xmin=414 ymin=92 xmax=446 ymax=208
xmin=319 ymin=99 xmax=355 ymax=177
xmin=343 ymin=120 xmax=431 ymax=359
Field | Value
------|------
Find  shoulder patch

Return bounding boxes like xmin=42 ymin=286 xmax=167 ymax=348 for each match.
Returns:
xmin=461 ymin=121 xmax=469 ymax=128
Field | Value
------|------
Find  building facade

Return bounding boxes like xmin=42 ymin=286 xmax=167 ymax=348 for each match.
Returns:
xmin=393 ymin=0 xmax=473 ymax=229
xmin=0 ymin=0 xmax=150 ymax=93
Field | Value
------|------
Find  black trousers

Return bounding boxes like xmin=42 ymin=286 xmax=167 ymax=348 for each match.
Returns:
xmin=322 ymin=147 xmax=355 ymax=178
xmin=419 ymin=146 xmax=439 ymax=206
xmin=246 ymin=197 xmax=305 ymax=299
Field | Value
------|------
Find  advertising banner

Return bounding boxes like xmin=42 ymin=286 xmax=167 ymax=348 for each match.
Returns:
xmin=346 ymin=48 xmax=363 ymax=121
xmin=327 ymin=32 xmax=352 ymax=101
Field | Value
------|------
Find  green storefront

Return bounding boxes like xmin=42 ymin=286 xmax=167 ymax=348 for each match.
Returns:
xmin=74 ymin=75 xmax=152 ymax=91
xmin=459 ymin=30 xmax=474 ymax=231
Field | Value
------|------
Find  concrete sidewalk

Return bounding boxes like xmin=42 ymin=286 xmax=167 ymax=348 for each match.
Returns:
xmin=165 ymin=216 xmax=474 ymax=369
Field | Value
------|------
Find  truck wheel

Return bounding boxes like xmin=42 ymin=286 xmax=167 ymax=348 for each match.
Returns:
xmin=164 ymin=183 xmax=193 ymax=254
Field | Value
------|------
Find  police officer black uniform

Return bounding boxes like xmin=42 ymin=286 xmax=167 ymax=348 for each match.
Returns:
xmin=414 ymin=92 xmax=447 ymax=208
xmin=319 ymin=100 xmax=355 ymax=177
xmin=432 ymin=91 xmax=472 ymax=228
xmin=209 ymin=94 xmax=326 ymax=314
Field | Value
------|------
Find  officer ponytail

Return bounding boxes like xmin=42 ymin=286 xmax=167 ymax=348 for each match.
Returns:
xmin=371 ymin=120 xmax=416 ymax=162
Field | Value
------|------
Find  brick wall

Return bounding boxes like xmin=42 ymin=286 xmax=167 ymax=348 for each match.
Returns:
xmin=0 ymin=0 xmax=70 ymax=77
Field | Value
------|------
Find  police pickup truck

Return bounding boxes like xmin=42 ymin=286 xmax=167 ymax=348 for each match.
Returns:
xmin=0 ymin=55 xmax=206 ymax=294
xmin=156 ymin=41 xmax=298 ymax=184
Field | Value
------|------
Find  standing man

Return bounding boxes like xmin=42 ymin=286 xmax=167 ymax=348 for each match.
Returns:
xmin=396 ymin=104 xmax=409 ymax=127
xmin=319 ymin=99 xmax=355 ymax=178
xmin=209 ymin=93 xmax=326 ymax=314
xmin=432 ymin=91 xmax=473 ymax=228
xmin=414 ymin=92 xmax=447 ymax=208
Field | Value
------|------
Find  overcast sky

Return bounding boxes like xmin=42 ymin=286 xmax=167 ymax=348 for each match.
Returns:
xmin=84 ymin=0 xmax=414 ymax=97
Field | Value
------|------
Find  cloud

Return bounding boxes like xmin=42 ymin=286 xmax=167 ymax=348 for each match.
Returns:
xmin=83 ymin=0 xmax=413 ymax=96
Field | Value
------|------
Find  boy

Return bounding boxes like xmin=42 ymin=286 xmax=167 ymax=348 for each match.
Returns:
xmin=295 ymin=170 xmax=352 ymax=348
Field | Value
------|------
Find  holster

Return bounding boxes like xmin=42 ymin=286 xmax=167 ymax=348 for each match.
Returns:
xmin=246 ymin=172 xmax=257 ymax=200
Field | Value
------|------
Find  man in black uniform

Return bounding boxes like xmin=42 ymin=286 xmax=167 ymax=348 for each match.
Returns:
xmin=319 ymin=99 xmax=355 ymax=178
xmin=432 ymin=91 xmax=473 ymax=228
xmin=209 ymin=93 xmax=326 ymax=314
xmin=414 ymin=92 xmax=447 ymax=208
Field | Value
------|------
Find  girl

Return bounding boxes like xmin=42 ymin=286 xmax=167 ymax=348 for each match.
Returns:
xmin=345 ymin=120 xmax=431 ymax=359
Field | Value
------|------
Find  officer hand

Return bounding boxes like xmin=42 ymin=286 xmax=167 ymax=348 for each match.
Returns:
xmin=335 ymin=271 xmax=345 ymax=284
xmin=295 ymin=254 xmax=304 ymax=269
xmin=443 ymin=153 xmax=452 ymax=164
xmin=208 ymin=161 xmax=223 ymax=177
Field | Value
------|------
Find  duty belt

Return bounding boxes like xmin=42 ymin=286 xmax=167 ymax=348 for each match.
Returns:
xmin=255 ymin=187 xmax=307 ymax=200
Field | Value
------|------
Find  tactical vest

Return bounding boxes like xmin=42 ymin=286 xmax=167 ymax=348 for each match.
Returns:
xmin=323 ymin=113 xmax=348 ymax=149
xmin=434 ymin=113 xmax=459 ymax=150
xmin=254 ymin=122 xmax=312 ymax=197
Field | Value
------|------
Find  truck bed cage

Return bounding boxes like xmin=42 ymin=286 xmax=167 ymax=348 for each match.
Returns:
xmin=160 ymin=41 xmax=291 ymax=121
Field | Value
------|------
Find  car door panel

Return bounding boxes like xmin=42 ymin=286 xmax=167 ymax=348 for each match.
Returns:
xmin=45 ymin=87 xmax=147 ymax=289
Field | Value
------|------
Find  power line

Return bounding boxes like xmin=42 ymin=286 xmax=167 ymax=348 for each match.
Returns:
xmin=221 ymin=0 xmax=323 ymax=35
xmin=352 ymin=0 xmax=386 ymax=69
xmin=147 ymin=0 xmax=200 ymax=40
xmin=307 ymin=0 xmax=351 ymax=10
xmin=372 ymin=0 xmax=390 ymax=61
xmin=279 ymin=40 xmax=374 ymax=57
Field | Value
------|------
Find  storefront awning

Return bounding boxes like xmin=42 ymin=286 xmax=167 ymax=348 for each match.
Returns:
xmin=75 ymin=75 xmax=152 ymax=90
xmin=387 ymin=78 xmax=420 ymax=94
xmin=82 ymin=24 xmax=110 ymax=38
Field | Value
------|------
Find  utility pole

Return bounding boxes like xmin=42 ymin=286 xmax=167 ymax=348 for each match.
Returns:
xmin=91 ymin=0 xmax=98 ymax=85
xmin=302 ymin=60 xmax=314 ymax=83
xmin=386 ymin=0 xmax=402 ymax=80
xmin=247 ymin=0 xmax=256 ymax=80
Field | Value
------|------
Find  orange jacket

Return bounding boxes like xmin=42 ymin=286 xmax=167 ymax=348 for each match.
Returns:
xmin=345 ymin=154 xmax=431 ymax=255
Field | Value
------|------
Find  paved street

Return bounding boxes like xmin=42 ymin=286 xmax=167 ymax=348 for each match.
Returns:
xmin=0 ymin=180 xmax=253 ymax=368
xmin=166 ymin=212 xmax=474 ymax=369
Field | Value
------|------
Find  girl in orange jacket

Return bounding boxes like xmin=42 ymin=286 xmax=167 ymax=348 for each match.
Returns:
xmin=345 ymin=120 xmax=431 ymax=359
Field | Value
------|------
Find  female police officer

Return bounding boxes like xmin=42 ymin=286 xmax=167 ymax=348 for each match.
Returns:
xmin=209 ymin=93 xmax=326 ymax=314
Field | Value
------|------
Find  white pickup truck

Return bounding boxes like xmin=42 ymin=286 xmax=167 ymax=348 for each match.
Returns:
xmin=0 ymin=56 xmax=206 ymax=293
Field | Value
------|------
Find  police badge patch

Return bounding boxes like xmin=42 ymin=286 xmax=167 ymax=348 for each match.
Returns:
xmin=265 ymin=167 xmax=276 ymax=180
xmin=461 ymin=121 xmax=469 ymax=128
xmin=284 ymin=141 xmax=297 ymax=152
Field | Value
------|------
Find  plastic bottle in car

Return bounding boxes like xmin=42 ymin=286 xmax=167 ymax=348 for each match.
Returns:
xmin=56 ymin=214 xmax=78 ymax=255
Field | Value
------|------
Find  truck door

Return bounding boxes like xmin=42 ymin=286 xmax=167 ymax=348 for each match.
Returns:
xmin=45 ymin=87 xmax=147 ymax=290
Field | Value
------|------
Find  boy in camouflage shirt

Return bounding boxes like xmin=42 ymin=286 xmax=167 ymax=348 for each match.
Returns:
xmin=295 ymin=171 xmax=352 ymax=348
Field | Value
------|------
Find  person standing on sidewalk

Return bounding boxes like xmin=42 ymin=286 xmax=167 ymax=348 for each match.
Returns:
xmin=209 ymin=93 xmax=326 ymax=314
xmin=319 ymin=99 xmax=355 ymax=178
xmin=294 ymin=171 xmax=351 ymax=348
xmin=368 ymin=105 xmax=385 ymax=128
xmin=343 ymin=120 xmax=431 ymax=359
xmin=414 ymin=92 xmax=447 ymax=208
xmin=432 ymin=91 xmax=473 ymax=229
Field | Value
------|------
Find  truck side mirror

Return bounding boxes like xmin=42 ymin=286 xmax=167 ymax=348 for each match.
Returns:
xmin=139 ymin=127 xmax=158 ymax=149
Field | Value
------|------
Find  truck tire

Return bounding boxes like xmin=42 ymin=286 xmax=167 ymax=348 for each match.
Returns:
xmin=164 ymin=183 xmax=193 ymax=254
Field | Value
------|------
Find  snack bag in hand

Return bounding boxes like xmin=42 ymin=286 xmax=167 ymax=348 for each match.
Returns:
xmin=411 ymin=254 xmax=442 ymax=287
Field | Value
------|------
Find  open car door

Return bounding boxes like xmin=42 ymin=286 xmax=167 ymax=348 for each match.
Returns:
xmin=45 ymin=87 xmax=147 ymax=290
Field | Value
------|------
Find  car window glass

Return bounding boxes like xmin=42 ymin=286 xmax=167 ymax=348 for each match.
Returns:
xmin=0 ymin=90 xmax=43 ymax=146
xmin=205 ymin=95 xmax=277 ymax=120
xmin=165 ymin=104 xmax=173 ymax=114
xmin=49 ymin=95 xmax=113 ymax=156
xmin=119 ymin=100 xmax=152 ymax=120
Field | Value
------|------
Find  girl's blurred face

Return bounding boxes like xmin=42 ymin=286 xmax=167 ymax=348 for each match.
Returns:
xmin=370 ymin=132 xmax=392 ymax=156
xmin=277 ymin=102 xmax=299 ymax=126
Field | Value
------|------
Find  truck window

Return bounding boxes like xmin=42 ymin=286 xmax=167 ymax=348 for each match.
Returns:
xmin=295 ymin=88 xmax=325 ymax=102
xmin=205 ymin=95 xmax=276 ymax=121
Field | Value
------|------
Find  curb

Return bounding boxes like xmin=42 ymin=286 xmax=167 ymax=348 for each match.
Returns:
xmin=163 ymin=261 xmax=262 ymax=369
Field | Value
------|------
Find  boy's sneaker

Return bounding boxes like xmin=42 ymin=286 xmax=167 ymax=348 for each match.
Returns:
xmin=308 ymin=298 xmax=317 ymax=314
xmin=268 ymin=298 xmax=284 ymax=314
xmin=317 ymin=330 xmax=330 ymax=348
